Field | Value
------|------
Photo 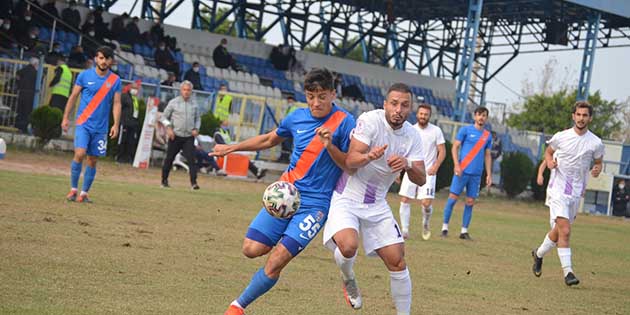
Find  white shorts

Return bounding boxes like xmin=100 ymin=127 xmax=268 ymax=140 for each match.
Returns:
xmin=545 ymin=193 xmax=580 ymax=227
xmin=398 ymin=173 xmax=437 ymax=200
xmin=323 ymin=192 xmax=404 ymax=257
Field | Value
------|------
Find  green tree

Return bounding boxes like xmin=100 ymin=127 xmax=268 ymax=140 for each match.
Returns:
xmin=507 ymin=89 xmax=622 ymax=138
xmin=500 ymin=152 xmax=535 ymax=197
xmin=200 ymin=7 xmax=263 ymax=41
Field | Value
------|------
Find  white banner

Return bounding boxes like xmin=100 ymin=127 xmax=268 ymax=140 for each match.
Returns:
xmin=133 ymin=97 xmax=159 ymax=169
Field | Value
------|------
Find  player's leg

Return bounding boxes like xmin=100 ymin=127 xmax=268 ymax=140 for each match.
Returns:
xmin=77 ymin=132 xmax=108 ymax=202
xmin=181 ymin=136 xmax=198 ymax=189
xmin=460 ymin=175 xmax=480 ymax=240
xmin=161 ymin=136 xmax=183 ymax=187
xmin=532 ymin=203 xmax=560 ymax=278
xmin=418 ymin=175 xmax=436 ymax=240
xmin=68 ymin=126 xmax=90 ymax=201
xmin=398 ymin=173 xmax=417 ymax=239
xmin=377 ymin=244 xmax=411 ymax=315
xmin=555 ymin=216 xmax=579 ymax=285
xmin=442 ymin=175 xmax=464 ymax=237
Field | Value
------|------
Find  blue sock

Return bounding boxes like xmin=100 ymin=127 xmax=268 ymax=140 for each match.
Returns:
xmin=443 ymin=198 xmax=457 ymax=225
xmin=70 ymin=160 xmax=82 ymax=189
xmin=463 ymin=204 xmax=474 ymax=228
xmin=236 ymin=268 xmax=278 ymax=309
xmin=82 ymin=166 xmax=96 ymax=193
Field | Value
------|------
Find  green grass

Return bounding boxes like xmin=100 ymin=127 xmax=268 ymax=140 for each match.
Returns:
xmin=0 ymin=150 xmax=629 ymax=315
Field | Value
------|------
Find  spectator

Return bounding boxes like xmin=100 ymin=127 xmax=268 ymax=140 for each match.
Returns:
xmin=68 ymin=45 xmax=87 ymax=68
xmin=490 ymin=131 xmax=502 ymax=161
xmin=14 ymin=10 xmax=36 ymax=43
xmin=183 ymin=62 xmax=202 ymax=90
xmin=117 ymin=82 xmax=142 ymax=164
xmin=39 ymin=0 xmax=60 ymax=27
xmin=92 ymin=7 xmax=109 ymax=39
xmin=213 ymin=119 xmax=266 ymax=180
xmin=0 ymin=19 xmax=19 ymax=51
xmin=0 ymin=0 xmax=13 ymax=20
xmin=612 ymin=179 xmax=629 ymax=217
xmin=161 ymin=71 xmax=177 ymax=87
xmin=84 ymin=58 xmax=94 ymax=69
xmin=109 ymin=12 xmax=129 ymax=41
xmin=279 ymin=95 xmax=297 ymax=162
xmin=194 ymin=138 xmax=226 ymax=176
xmin=270 ymin=44 xmax=292 ymax=71
xmin=121 ymin=16 xmax=141 ymax=44
xmin=149 ymin=20 xmax=165 ymax=45
xmin=45 ymin=42 xmax=64 ymax=64
xmin=214 ymin=84 xmax=231 ymax=121
xmin=15 ymin=57 xmax=38 ymax=133
xmin=61 ymin=1 xmax=81 ymax=31
xmin=212 ymin=38 xmax=237 ymax=70
xmin=81 ymin=12 xmax=96 ymax=33
xmin=81 ymin=26 xmax=99 ymax=58
xmin=21 ymin=26 xmax=47 ymax=56
xmin=48 ymin=57 xmax=72 ymax=112
xmin=160 ymin=80 xmax=201 ymax=189
xmin=154 ymin=41 xmax=179 ymax=76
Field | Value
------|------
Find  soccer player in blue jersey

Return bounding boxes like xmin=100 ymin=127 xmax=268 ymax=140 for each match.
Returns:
xmin=441 ymin=107 xmax=492 ymax=240
xmin=61 ymin=46 xmax=122 ymax=203
xmin=211 ymin=68 xmax=356 ymax=315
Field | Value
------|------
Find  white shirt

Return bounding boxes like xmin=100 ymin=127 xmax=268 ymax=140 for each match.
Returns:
xmin=414 ymin=122 xmax=445 ymax=168
xmin=335 ymin=110 xmax=424 ymax=204
xmin=547 ymin=128 xmax=604 ymax=198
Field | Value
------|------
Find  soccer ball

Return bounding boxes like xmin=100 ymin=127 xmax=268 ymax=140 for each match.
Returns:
xmin=262 ymin=181 xmax=301 ymax=219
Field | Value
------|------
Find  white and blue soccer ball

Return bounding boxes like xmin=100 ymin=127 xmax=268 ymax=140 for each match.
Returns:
xmin=262 ymin=181 xmax=301 ymax=219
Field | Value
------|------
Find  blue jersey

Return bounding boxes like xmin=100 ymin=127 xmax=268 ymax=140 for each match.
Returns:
xmin=276 ymin=104 xmax=355 ymax=210
xmin=75 ymin=68 xmax=121 ymax=132
xmin=456 ymin=125 xmax=492 ymax=176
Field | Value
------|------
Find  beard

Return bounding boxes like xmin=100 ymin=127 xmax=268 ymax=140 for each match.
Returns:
xmin=97 ymin=63 xmax=108 ymax=71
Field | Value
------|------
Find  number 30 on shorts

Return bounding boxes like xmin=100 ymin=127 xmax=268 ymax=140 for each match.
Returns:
xmin=299 ymin=214 xmax=322 ymax=240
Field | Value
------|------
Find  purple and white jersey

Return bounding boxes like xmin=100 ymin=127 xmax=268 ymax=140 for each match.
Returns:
xmin=547 ymin=128 xmax=604 ymax=198
xmin=335 ymin=109 xmax=424 ymax=204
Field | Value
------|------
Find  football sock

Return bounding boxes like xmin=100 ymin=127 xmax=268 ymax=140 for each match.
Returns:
xmin=557 ymin=247 xmax=573 ymax=277
xmin=399 ymin=202 xmax=411 ymax=233
xmin=422 ymin=205 xmax=433 ymax=227
xmin=82 ymin=165 xmax=96 ymax=193
xmin=442 ymin=223 xmax=449 ymax=232
xmin=237 ymin=268 xmax=278 ymax=309
xmin=443 ymin=197 xmax=457 ymax=226
xmin=461 ymin=227 xmax=468 ymax=234
xmin=462 ymin=204 xmax=473 ymax=228
xmin=536 ymin=233 xmax=556 ymax=258
xmin=334 ymin=247 xmax=357 ymax=281
xmin=70 ymin=160 xmax=82 ymax=190
xmin=390 ymin=268 xmax=412 ymax=314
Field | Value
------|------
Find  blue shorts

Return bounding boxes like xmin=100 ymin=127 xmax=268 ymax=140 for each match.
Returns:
xmin=74 ymin=125 xmax=108 ymax=157
xmin=450 ymin=173 xmax=482 ymax=198
xmin=246 ymin=205 xmax=328 ymax=257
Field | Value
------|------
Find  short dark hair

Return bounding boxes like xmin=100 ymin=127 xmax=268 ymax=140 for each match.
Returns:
xmin=418 ymin=103 xmax=432 ymax=112
xmin=474 ymin=106 xmax=489 ymax=115
xmin=287 ymin=95 xmax=295 ymax=101
xmin=573 ymin=100 xmax=593 ymax=116
xmin=192 ymin=62 xmax=200 ymax=66
xmin=95 ymin=46 xmax=114 ymax=59
xmin=386 ymin=83 xmax=412 ymax=99
xmin=304 ymin=68 xmax=335 ymax=91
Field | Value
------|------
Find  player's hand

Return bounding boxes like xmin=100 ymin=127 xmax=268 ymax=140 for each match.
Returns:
xmin=315 ymin=126 xmax=332 ymax=148
xmin=427 ymin=165 xmax=438 ymax=176
xmin=191 ymin=129 xmax=199 ymax=137
xmin=537 ymin=175 xmax=544 ymax=186
xmin=210 ymin=144 xmax=232 ymax=157
xmin=61 ymin=117 xmax=69 ymax=132
xmin=454 ymin=165 xmax=462 ymax=176
xmin=109 ymin=124 xmax=119 ymax=139
xmin=591 ymin=163 xmax=602 ymax=177
xmin=387 ymin=155 xmax=408 ymax=173
xmin=367 ymin=144 xmax=387 ymax=162
xmin=167 ymin=128 xmax=175 ymax=141
xmin=546 ymin=158 xmax=557 ymax=169
xmin=486 ymin=173 xmax=492 ymax=188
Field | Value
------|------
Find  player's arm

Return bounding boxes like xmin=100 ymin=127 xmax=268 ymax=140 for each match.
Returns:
xmin=429 ymin=143 xmax=446 ymax=175
xmin=484 ymin=148 xmax=492 ymax=187
xmin=544 ymin=146 xmax=557 ymax=169
xmin=315 ymin=126 xmax=355 ymax=174
xmin=451 ymin=140 xmax=462 ymax=176
xmin=109 ymin=92 xmax=121 ymax=139
xmin=210 ymin=129 xmax=284 ymax=157
xmin=61 ymin=84 xmax=83 ymax=131
xmin=591 ymin=157 xmax=603 ymax=177
xmin=345 ymin=138 xmax=387 ymax=169
xmin=536 ymin=160 xmax=547 ymax=185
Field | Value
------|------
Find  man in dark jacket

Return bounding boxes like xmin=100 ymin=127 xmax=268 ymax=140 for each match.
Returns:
xmin=612 ymin=179 xmax=630 ymax=217
xmin=15 ymin=57 xmax=38 ymax=133
xmin=212 ymin=38 xmax=236 ymax=69
xmin=183 ymin=62 xmax=202 ymax=90
xmin=117 ymin=82 xmax=142 ymax=163
xmin=61 ymin=1 xmax=81 ymax=31
xmin=154 ymin=41 xmax=179 ymax=76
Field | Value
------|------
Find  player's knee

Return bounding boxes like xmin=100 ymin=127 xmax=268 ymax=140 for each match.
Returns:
xmin=242 ymin=242 xmax=270 ymax=258
xmin=386 ymin=256 xmax=407 ymax=272
xmin=448 ymin=193 xmax=459 ymax=200
xmin=557 ymin=224 xmax=571 ymax=238
xmin=338 ymin=244 xmax=358 ymax=258
xmin=465 ymin=198 xmax=475 ymax=206
xmin=86 ymin=156 xmax=98 ymax=167
xmin=421 ymin=199 xmax=432 ymax=208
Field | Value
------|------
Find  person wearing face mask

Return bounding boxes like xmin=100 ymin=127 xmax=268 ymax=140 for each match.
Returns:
xmin=62 ymin=1 xmax=82 ymax=31
xmin=81 ymin=13 xmax=96 ymax=34
xmin=213 ymin=38 xmax=237 ymax=70
xmin=183 ymin=62 xmax=202 ymax=90
xmin=121 ymin=16 xmax=141 ymax=45
xmin=41 ymin=0 xmax=60 ymax=27
xmin=45 ymin=42 xmax=64 ymax=64
xmin=612 ymin=179 xmax=630 ymax=217
xmin=0 ymin=19 xmax=18 ymax=50
xmin=154 ymin=40 xmax=180 ymax=77
xmin=117 ymin=82 xmax=142 ymax=164
xmin=82 ymin=26 xmax=99 ymax=58
xmin=21 ymin=26 xmax=46 ymax=56
xmin=109 ymin=12 xmax=129 ymax=41
xmin=15 ymin=11 xmax=35 ymax=43
xmin=49 ymin=57 xmax=72 ymax=112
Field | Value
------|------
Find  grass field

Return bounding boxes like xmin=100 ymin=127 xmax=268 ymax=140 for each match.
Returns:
xmin=1 ymin=148 xmax=629 ymax=315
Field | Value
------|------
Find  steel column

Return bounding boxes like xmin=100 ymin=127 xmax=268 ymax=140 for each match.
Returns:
xmin=577 ymin=12 xmax=601 ymax=101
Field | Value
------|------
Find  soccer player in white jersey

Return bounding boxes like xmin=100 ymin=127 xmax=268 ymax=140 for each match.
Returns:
xmin=398 ymin=104 xmax=446 ymax=240
xmin=323 ymin=83 xmax=426 ymax=314
xmin=531 ymin=101 xmax=604 ymax=286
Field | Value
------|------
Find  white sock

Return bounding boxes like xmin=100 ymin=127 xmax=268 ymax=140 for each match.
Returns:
xmin=460 ymin=227 xmax=468 ymax=234
xmin=422 ymin=205 xmax=433 ymax=227
xmin=79 ymin=190 xmax=88 ymax=196
xmin=536 ymin=233 xmax=557 ymax=258
xmin=557 ymin=247 xmax=573 ymax=276
xmin=399 ymin=202 xmax=411 ymax=233
xmin=390 ymin=268 xmax=412 ymax=314
xmin=230 ymin=300 xmax=243 ymax=309
xmin=442 ymin=223 xmax=449 ymax=231
xmin=334 ymin=247 xmax=356 ymax=281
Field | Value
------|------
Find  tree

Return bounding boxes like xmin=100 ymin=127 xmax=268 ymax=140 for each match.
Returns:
xmin=200 ymin=7 xmax=263 ymax=41
xmin=506 ymin=89 xmax=622 ymax=139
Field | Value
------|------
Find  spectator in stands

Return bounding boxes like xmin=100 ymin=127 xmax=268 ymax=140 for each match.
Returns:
xmin=117 ymin=82 xmax=142 ymax=164
xmin=154 ymin=40 xmax=179 ymax=76
xmin=149 ymin=20 xmax=165 ymax=45
xmin=183 ymin=62 xmax=202 ymax=91
xmin=213 ymin=38 xmax=237 ymax=70
xmin=214 ymin=84 xmax=232 ymax=121
xmin=15 ymin=57 xmax=38 ymax=133
xmin=161 ymin=71 xmax=177 ymax=87
xmin=612 ymin=179 xmax=630 ymax=217
xmin=213 ymin=119 xmax=267 ymax=180
xmin=0 ymin=0 xmax=13 ymax=20
xmin=81 ymin=12 xmax=96 ymax=33
xmin=0 ymin=19 xmax=19 ymax=51
xmin=48 ymin=57 xmax=72 ymax=112
xmin=82 ymin=26 xmax=99 ymax=58
xmin=61 ymin=1 xmax=81 ymax=31
xmin=110 ymin=12 xmax=129 ymax=41
xmin=45 ymin=42 xmax=64 ymax=64
xmin=270 ymin=44 xmax=292 ymax=71
xmin=39 ymin=0 xmax=60 ymax=27
xmin=68 ymin=45 xmax=87 ymax=68
xmin=121 ymin=17 xmax=141 ymax=45
xmin=21 ymin=26 xmax=47 ymax=56
xmin=84 ymin=58 xmax=93 ymax=69
xmin=14 ymin=10 xmax=36 ymax=43
xmin=92 ymin=7 xmax=109 ymax=39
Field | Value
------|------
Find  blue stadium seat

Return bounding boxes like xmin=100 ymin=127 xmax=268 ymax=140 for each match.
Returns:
xmin=39 ymin=27 xmax=51 ymax=41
